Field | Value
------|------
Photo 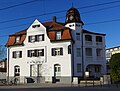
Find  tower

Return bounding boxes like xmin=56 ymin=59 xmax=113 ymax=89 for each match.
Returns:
xmin=65 ymin=6 xmax=84 ymax=30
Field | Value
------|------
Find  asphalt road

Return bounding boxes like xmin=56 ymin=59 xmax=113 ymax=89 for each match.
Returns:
xmin=0 ymin=87 xmax=120 ymax=91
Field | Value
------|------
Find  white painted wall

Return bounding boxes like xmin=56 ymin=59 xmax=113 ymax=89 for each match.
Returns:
xmin=7 ymin=19 xmax=72 ymax=83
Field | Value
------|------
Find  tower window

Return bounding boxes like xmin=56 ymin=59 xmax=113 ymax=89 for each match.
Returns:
xmin=76 ymin=33 xmax=80 ymax=41
xmin=77 ymin=48 xmax=81 ymax=57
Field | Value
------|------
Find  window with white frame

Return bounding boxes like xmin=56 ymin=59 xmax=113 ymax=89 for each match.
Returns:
xmin=28 ymin=34 xmax=44 ymax=43
xmin=85 ymin=48 xmax=92 ymax=56
xmin=76 ymin=33 xmax=80 ymax=41
xmin=30 ymin=65 xmax=35 ymax=76
xmin=54 ymin=64 xmax=61 ymax=76
xmin=77 ymin=64 xmax=81 ymax=72
xmin=37 ymin=64 xmax=42 ymax=76
xmin=28 ymin=49 xmax=44 ymax=57
xmin=14 ymin=65 xmax=20 ymax=76
xmin=28 ymin=35 xmax=35 ymax=43
xmin=13 ymin=51 xmax=22 ymax=58
xmin=52 ymin=48 xmax=63 ymax=56
xmin=36 ymin=34 xmax=44 ymax=42
xmin=56 ymin=31 xmax=61 ymax=40
xmin=16 ymin=36 xmax=20 ymax=43
xmin=76 ymin=48 xmax=81 ymax=57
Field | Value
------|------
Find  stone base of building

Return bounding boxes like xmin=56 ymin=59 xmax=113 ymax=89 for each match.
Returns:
xmin=7 ymin=76 xmax=73 ymax=84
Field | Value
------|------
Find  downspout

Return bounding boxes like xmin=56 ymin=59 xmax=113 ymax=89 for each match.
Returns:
xmin=81 ymin=29 xmax=84 ymax=79
xmin=7 ymin=48 xmax=10 ymax=82
xmin=71 ymin=41 xmax=74 ymax=82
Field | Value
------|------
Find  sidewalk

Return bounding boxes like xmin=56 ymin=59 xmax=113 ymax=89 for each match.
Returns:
xmin=0 ymin=83 xmax=119 ymax=89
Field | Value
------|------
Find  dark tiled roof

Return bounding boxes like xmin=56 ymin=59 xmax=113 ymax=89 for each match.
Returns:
xmin=83 ymin=29 xmax=106 ymax=36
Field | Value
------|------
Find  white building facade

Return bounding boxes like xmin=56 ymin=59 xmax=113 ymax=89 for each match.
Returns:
xmin=6 ymin=7 xmax=106 ymax=84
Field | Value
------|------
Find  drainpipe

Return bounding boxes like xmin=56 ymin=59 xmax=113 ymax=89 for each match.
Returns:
xmin=71 ymin=41 xmax=74 ymax=82
xmin=81 ymin=29 xmax=85 ymax=79
xmin=7 ymin=48 xmax=10 ymax=82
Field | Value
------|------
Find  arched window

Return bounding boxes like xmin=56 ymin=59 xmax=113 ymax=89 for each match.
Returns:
xmin=14 ymin=65 xmax=20 ymax=76
xmin=68 ymin=45 xmax=71 ymax=54
xmin=85 ymin=35 xmax=92 ymax=41
xmin=96 ymin=36 xmax=102 ymax=42
xmin=54 ymin=64 xmax=61 ymax=76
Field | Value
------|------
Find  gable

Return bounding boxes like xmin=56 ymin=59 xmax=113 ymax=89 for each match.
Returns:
xmin=6 ymin=20 xmax=72 ymax=47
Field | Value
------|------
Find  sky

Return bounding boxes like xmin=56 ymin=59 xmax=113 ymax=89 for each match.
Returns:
xmin=0 ymin=0 xmax=120 ymax=49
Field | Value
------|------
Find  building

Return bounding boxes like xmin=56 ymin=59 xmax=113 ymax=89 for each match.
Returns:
xmin=106 ymin=46 xmax=120 ymax=74
xmin=6 ymin=6 xmax=106 ymax=84
xmin=0 ymin=58 xmax=7 ymax=80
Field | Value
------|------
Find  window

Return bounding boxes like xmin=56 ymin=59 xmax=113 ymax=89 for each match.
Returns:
xmin=85 ymin=48 xmax=92 ymax=56
xmin=76 ymin=33 xmax=80 ymax=40
xmin=35 ymin=34 xmax=44 ymax=42
xmin=13 ymin=51 xmax=22 ymax=58
xmin=77 ymin=48 xmax=81 ymax=57
xmin=30 ymin=65 xmax=35 ymax=76
xmin=16 ymin=36 xmax=20 ymax=43
xmin=52 ymin=48 xmax=63 ymax=56
xmin=14 ymin=65 xmax=20 ymax=76
xmin=85 ymin=35 xmax=92 ymax=41
xmin=28 ymin=34 xmax=44 ymax=43
xmin=106 ymin=52 xmax=111 ymax=58
xmin=56 ymin=31 xmax=61 ymax=40
xmin=28 ymin=36 xmax=35 ymax=43
xmin=37 ymin=64 xmax=42 ymax=76
xmin=77 ymin=64 xmax=81 ymax=72
xmin=95 ymin=66 xmax=101 ymax=73
xmin=54 ymin=64 xmax=61 ymax=76
xmin=32 ymin=24 xmax=40 ymax=28
xmin=96 ymin=49 xmax=102 ymax=56
xmin=28 ymin=49 xmax=44 ymax=57
xmin=68 ymin=45 xmax=71 ymax=54
xmin=96 ymin=36 xmax=102 ymax=42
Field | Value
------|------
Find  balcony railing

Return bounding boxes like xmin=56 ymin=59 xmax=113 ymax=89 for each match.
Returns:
xmin=85 ymin=41 xmax=92 ymax=45
xmin=96 ymin=42 xmax=103 ymax=46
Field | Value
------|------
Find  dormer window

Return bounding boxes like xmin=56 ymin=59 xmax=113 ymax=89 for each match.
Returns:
xmin=29 ymin=36 xmax=35 ymax=43
xmin=28 ymin=34 xmax=44 ymax=43
xmin=56 ymin=31 xmax=61 ymax=40
xmin=16 ymin=36 xmax=20 ymax=43
xmin=32 ymin=24 xmax=40 ymax=28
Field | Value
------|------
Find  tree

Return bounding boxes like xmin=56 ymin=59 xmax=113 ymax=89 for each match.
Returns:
xmin=110 ymin=53 xmax=120 ymax=83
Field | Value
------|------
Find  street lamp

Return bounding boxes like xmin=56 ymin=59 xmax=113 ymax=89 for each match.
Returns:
xmin=85 ymin=71 xmax=89 ymax=86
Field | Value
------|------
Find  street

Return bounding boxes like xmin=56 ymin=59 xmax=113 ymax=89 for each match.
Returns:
xmin=0 ymin=86 xmax=120 ymax=91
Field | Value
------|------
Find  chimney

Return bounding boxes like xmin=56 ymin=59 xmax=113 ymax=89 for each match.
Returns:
xmin=53 ymin=16 xmax=56 ymax=22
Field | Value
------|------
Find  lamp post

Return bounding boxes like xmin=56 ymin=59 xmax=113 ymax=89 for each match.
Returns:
xmin=85 ymin=71 xmax=89 ymax=86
